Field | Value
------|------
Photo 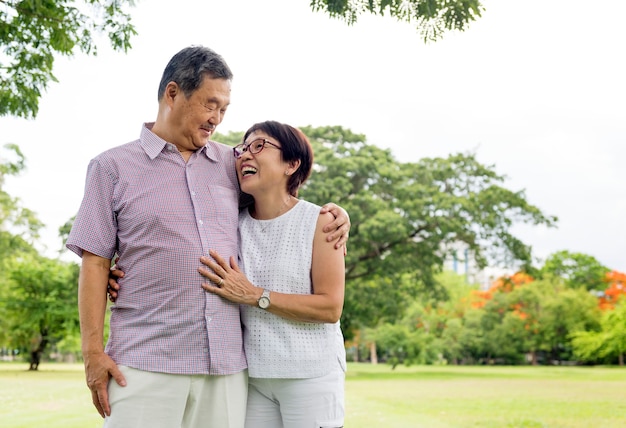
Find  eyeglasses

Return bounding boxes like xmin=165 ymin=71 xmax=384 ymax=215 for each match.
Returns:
xmin=233 ymin=138 xmax=282 ymax=159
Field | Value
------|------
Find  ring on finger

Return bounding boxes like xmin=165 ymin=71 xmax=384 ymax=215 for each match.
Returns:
xmin=217 ymin=278 xmax=224 ymax=286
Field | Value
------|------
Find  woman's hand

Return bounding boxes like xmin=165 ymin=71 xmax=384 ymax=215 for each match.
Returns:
xmin=199 ymin=249 xmax=261 ymax=306
xmin=107 ymin=265 xmax=124 ymax=302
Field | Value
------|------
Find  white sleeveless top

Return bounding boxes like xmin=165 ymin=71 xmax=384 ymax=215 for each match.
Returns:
xmin=239 ymin=199 xmax=347 ymax=378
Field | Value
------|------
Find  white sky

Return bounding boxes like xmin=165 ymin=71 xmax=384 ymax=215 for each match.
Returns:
xmin=1 ymin=0 xmax=625 ymax=272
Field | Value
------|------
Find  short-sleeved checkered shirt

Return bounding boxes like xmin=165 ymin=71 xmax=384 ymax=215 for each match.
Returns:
xmin=66 ymin=123 xmax=246 ymax=375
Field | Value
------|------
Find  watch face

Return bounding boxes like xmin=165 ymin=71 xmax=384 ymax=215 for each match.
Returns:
xmin=258 ymin=297 xmax=270 ymax=309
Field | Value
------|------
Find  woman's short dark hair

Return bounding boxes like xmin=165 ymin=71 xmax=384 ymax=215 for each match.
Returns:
xmin=157 ymin=46 xmax=233 ymax=101
xmin=243 ymin=121 xmax=313 ymax=197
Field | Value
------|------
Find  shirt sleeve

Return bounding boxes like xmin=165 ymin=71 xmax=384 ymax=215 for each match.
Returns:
xmin=65 ymin=157 xmax=118 ymax=260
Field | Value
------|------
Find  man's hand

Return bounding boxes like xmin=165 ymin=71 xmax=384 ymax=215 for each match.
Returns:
xmin=83 ymin=352 xmax=126 ymax=418
xmin=320 ymin=203 xmax=350 ymax=250
xmin=78 ymin=251 xmax=125 ymax=417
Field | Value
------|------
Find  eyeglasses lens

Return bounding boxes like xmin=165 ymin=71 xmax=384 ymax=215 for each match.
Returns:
xmin=233 ymin=139 xmax=268 ymax=158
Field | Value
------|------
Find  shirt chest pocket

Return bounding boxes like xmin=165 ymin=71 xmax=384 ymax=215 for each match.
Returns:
xmin=205 ymin=185 xmax=239 ymax=229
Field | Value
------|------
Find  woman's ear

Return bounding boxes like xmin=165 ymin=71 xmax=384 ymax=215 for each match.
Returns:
xmin=286 ymin=159 xmax=301 ymax=176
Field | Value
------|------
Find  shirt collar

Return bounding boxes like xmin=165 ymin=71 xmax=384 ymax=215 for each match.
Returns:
xmin=139 ymin=122 xmax=219 ymax=161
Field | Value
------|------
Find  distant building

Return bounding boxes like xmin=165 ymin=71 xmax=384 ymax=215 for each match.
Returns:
xmin=442 ymin=242 xmax=514 ymax=289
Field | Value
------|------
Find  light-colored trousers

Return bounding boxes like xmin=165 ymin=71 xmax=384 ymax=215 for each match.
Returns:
xmin=104 ymin=365 xmax=248 ymax=428
xmin=245 ymin=367 xmax=345 ymax=428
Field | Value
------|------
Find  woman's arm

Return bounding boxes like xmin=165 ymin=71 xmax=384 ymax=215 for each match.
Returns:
xmin=199 ymin=212 xmax=345 ymax=323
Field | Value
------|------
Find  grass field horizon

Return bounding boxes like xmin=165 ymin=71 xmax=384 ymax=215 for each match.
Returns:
xmin=2 ymin=362 xmax=625 ymax=427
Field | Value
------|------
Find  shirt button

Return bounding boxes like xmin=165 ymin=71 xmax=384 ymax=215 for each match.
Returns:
xmin=199 ymin=220 xmax=204 ymax=225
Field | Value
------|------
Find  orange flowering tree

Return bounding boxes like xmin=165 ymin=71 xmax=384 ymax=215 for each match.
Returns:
xmin=598 ymin=271 xmax=626 ymax=310
xmin=572 ymin=270 xmax=626 ymax=365
xmin=471 ymin=272 xmax=534 ymax=309
xmin=470 ymin=272 xmax=600 ymax=364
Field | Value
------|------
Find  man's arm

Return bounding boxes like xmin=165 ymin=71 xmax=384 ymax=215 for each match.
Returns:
xmin=79 ymin=251 xmax=126 ymax=418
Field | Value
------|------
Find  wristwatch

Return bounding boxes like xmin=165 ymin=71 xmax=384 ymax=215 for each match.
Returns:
xmin=257 ymin=289 xmax=271 ymax=309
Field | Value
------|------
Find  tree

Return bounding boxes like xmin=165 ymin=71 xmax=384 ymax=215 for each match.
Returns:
xmin=310 ymin=0 xmax=484 ymax=41
xmin=539 ymin=250 xmax=610 ymax=291
xmin=0 ymin=144 xmax=42 ymax=259
xmin=454 ymin=307 xmax=485 ymax=364
xmin=1 ymin=0 xmax=483 ymax=120
xmin=368 ymin=271 xmax=483 ymax=366
xmin=355 ymin=271 xmax=433 ymax=360
xmin=598 ymin=270 xmax=626 ymax=311
xmin=0 ymin=0 xmax=137 ymax=118
xmin=58 ymin=214 xmax=75 ymax=251
xmin=503 ymin=278 xmax=600 ymax=364
xmin=1 ymin=143 xmax=42 ymax=358
xmin=367 ymin=321 xmax=429 ymax=368
xmin=1 ymin=255 xmax=79 ymax=369
xmin=398 ymin=272 xmax=477 ymax=365
xmin=297 ymin=125 xmax=556 ymax=338
xmin=474 ymin=285 xmax=526 ymax=364
xmin=540 ymin=285 xmax=601 ymax=363
xmin=471 ymin=272 xmax=601 ymax=364
xmin=439 ymin=317 xmax=464 ymax=364
xmin=571 ymin=300 xmax=626 ymax=366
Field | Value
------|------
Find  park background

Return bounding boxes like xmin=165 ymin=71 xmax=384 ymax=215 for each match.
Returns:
xmin=2 ymin=0 xmax=625 ymax=272
xmin=1 ymin=0 xmax=626 ymax=426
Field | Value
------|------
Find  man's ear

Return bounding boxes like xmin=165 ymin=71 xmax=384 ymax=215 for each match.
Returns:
xmin=163 ymin=81 xmax=180 ymax=107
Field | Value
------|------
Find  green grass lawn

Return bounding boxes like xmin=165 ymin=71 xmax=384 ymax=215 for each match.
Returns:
xmin=1 ymin=362 xmax=625 ymax=427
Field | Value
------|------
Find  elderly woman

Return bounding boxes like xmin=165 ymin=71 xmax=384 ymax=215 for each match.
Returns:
xmin=200 ymin=120 xmax=346 ymax=428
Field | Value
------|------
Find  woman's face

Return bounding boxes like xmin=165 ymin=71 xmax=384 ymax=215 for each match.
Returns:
xmin=235 ymin=131 xmax=289 ymax=197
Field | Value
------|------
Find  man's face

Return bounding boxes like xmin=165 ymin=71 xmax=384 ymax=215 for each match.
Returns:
xmin=168 ymin=76 xmax=231 ymax=152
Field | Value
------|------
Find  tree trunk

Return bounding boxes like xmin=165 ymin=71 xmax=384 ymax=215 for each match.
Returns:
xmin=29 ymin=329 xmax=48 ymax=371
xmin=369 ymin=342 xmax=378 ymax=365
xmin=619 ymin=353 xmax=624 ymax=366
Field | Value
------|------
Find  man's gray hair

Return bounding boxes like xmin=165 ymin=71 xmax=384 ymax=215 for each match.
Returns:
xmin=157 ymin=46 xmax=233 ymax=101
